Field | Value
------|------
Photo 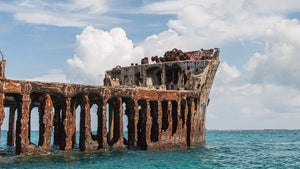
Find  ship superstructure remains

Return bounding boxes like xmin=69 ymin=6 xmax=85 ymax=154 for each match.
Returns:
xmin=0 ymin=48 xmax=220 ymax=156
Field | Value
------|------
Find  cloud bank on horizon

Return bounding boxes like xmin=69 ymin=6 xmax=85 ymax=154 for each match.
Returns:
xmin=1 ymin=0 xmax=300 ymax=129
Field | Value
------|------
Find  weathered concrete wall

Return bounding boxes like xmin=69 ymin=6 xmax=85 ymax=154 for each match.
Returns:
xmin=0 ymin=50 xmax=219 ymax=157
xmin=105 ymin=48 xmax=219 ymax=91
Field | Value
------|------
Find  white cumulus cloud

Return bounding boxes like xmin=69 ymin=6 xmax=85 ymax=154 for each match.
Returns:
xmin=67 ymin=26 xmax=144 ymax=85
xmin=207 ymin=19 xmax=300 ymax=129
xmin=139 ymin=0 xmax=283 ymax=57
xmin=248 ymin=19 xmax=300 ymax=89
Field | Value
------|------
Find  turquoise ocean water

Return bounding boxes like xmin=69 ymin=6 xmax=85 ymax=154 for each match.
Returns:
xmin=0 ymin=130 xmax=299 ymax=168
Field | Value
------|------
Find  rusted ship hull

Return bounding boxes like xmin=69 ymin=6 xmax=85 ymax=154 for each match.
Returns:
xmin=0 ymin=49 xmax=219 ymax=156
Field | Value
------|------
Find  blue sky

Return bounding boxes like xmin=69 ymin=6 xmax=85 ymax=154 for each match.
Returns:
xmin=0 ymin=0 xmax=300 ymax=130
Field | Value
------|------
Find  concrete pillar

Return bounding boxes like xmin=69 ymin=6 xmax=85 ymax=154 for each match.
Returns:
xmin=118 ymin=97 xmax=124 ymax=147
xmin=107 ymin=97 xmax=124 ymax=150
xmin=101 ymin=99 xmax=108 ymax=150
xmin=190 ymin=99 xmax=195 ymax=146
xmin=168 ymin=100 xmax=172 ymax=136
xmin=71 ymin=103 xmax=77 ymax=147
xmin=28 ymin=106 xmax=33 ymax=141
xmin=131 ymin=68 xmax=135 ymax=86
xmin=96 ymin=100 xmax=103 ymax=149
xmin=112 ymin=97 xmax=125 ymax=150
xmin=79 ymin=95 xmax=98 ymax=151
xmin=142 ymin=68 xmax=147 ymax=86
xmin=108 ymin=100 xmax=114 ymax=145
xmin=161 ymin=64 xmax=165 ymax=85
xmin=37 ymin=94 xmax=54 ymax=153
xmin=199 ymin=98 xmax=207 ymax=144
xmin=186 ymin=98 xmax=192 ymax=147
xmin=134 ymin=99 xmax=139 ymax=146
xmin=0 ymin=93 xmax=5 ymax=156
xmin=137 ymin=99 xmax=147 ymax=150
xmin=183 ymin=99 xmax=189 ymax=130
xmin=146 ymin=100 xmax=151 ymax=146
xmin=176 ymin=99 xmax=184 ymax=145
xmin=7 ymin=105 xmax=17 ymax=146
xmin=157 ymin=100 xmax=162 ymax=143
xmin=123 ymin=98 xmax=133 ymax=149
xmin=0 ymin=58 xmax=6 ymax=78
xmin=53 ymin=105 xmax=61 ymax=146
xmin=62 ymin=97 xmax=72 ymax=151
xmin=16 ymin=94 xmax=36 ymax=154
xmin=184 ymin=99 xmax=188 ymax=132
xmin=177 ymin=99 xmax=181 ymax=132
xmin=149 ymin=100 xmax=159 ymax=146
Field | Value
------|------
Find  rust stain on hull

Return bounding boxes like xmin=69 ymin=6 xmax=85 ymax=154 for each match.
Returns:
xmin=0 ymin=48 xmax=220 ymax=156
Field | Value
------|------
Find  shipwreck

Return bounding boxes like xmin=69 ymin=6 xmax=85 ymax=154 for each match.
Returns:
xmin=0 ymin=48 xmax=220 ymax=156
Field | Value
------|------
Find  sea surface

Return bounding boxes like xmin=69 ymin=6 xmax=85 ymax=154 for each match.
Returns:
xmin=0 ymin=130 xmax=299 ymax=168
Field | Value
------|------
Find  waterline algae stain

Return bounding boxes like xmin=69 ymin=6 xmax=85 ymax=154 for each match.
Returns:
xmin=1 ymin=130 xmax=299 ymax=168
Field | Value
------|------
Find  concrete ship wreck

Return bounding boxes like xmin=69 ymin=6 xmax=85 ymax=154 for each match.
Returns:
xmin=0 ymin=48 xmax=220 ymax=156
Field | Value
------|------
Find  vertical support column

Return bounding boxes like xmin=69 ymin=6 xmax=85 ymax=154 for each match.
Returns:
xmin=79 ymin=97 xmax=85 ymax=150
xmin=190 ymin=99 xmax=195 ymax=146
xmin=134 ymin=99 xmax=139 ymax=146
xmin=28 ymin=106 xmax=33 ymax=141
xmin=0 ymin=93 xmax=5 ymax=156
xmin=101 ymin=98 xmax=108 ymax=150
xmin=124 ymin=98 xmax=135 ymax=149
xmin=178 ymin=72 xmax=183 ymax=88
xmin=62 ymin=97 xmax=72 ymax=151
xmin=80 ymin=95 xmax=98 ymax=151
xmin=37 ymin=94 xmax=54 ymax=153
xmin=183 ymin=99 xmax=188 ymax=146
xmin=149 ymin=100 xmax=159 ymax=148
xmin=170 ymin=99 xmax=186 ymax=150
xmin=137 ymin=99 xmax=147 ymax=150
xmin=118 ymin=97 xmax=124 ymax=146
xmin=161 ymin=64 xmax=165 ymax=85
xmin=186 ymin=98 xmax=192 ymax=147
xmin=142 ymin=68 xmax=147 ymax=86
xmin=71 ymin=103 xmax=77 ymax=147
xmin=168 ymin=100 xmax=172 ymax=136
xmin=7 ymin=105 xmax=17 ymax=146
xmin=199 ymin=97 xmax=207 ymax=145
xmin=38 ymin=106 xmax=43 ymax=146
xmin=194 ymin=98 xmax=201 ymax=144
xmin=201 ymin=104 xmax=206 ymax=144
xmin=157 ymin=100 xmax=162 ymax=144
xmin=53 ymin=105 xmax=61 ymax=146
xmin=96 ymin=100 xmax=103 ymax=149
xmin=108 ymin=99 xmax=114 ymax=145
xmin=168 ymin=100 xmax=173 ymax=146
xmin=16 ymin=93 xmax=36 ymax=154
xmin=177 ymin=99 xmax=186 ymax=147
xmin=146 ymin=100 xmax=151 ymax=147
xmin=131 ymin=69 xmax=135 ymax=86
xmin=112 ymin=97 xmax=125 ymax=150
xmin=177 ymin=99 xmax=181 ymax=132
xmin=171 ymin=100 xmax=178 ymax=136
